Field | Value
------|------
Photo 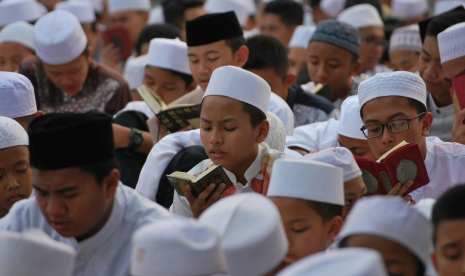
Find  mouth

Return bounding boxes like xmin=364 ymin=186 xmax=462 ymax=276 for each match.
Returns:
xmin=423 ymin=80 xmax=439 ymax=88
xmin=7 ymin=194 xmax=26 ymax=203
xmin=209 ymin=149 xmax=225 ymax=159
xmin=284 ymin=254 xmax=296 ymax=264
xmin=381 ymin=147 xmax=393 ymax=156
xmin=62 ymin=86 xmax=77 ymax=93
xmin=51 ymin=221 xmax=71 ymax=232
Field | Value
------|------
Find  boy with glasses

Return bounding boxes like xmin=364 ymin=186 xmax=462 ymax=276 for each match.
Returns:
xmin=358 ymin=71 xmax=465 ymax=201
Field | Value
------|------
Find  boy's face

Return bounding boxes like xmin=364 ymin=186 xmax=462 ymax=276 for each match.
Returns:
xmin=343 ymin=176 xmax=366 ymax=220
xmin=338 ymin=134 xmax=376 ymax=160
xmin=259 ymin=13 xmax=295 ymax=46
xmin=33 ymin=166 xmax=118 ymax=240
xmin=419 ymin=36 xmax=451 ymax=99
xmin=247 ymin=68 xmax=290 ymax=101
xmin=200 ymin=96 xmax=268 ymax=179
xmin=359 ymin=26 xmax=385 ymax=73
xmin=42 ymin=52 xmax=91 ymax=95
xmin=143 ymin=66 xmax=190 ymax=105
xmin=108 ymin=11 xmax=149 ymax=45
xmin=345 ymin=235 xmax=421 ymax=276
xmin=0 ymin=42 xmax=35 ymax=72
xmin=0 ymin=146 xmax=33 ymax=218
xmin=188 ymin=40 xmax=246 ymax=91
xmin=288 ymin=47 xmax=308 ymax=77
xmin=307 ymin=41 xmax=359 ymax=102
xmin=361 ymin=96 xmax=431 ymax=159
xmin=433 ymin=219 xmax=465 ymax=276
xmin=390 ymin=51 xmax=420 ymax=73
xmin=270 ymin=197 xmax=341 ymax=264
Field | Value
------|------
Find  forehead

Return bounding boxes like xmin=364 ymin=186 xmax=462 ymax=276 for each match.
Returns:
xmin=0 ymin=146 xmax=29 ymax=166
xmin=389 ymin=50 xmax=418 ymax=61
xmin=32 ymin=167 xmax=97 ymax=189
xmin=188 ymin=40 xmax=231 ymax=56
xmin=436 ymin=219 xmax=465 ymax=243
xmin=201 ymin=96 xmax=245 ymax=116
xmin=422 ymin=36 xmax=440 ymax=56
xmin=0 ymin=42 xmax=31 ymax=55
xmin=308 ymin=41 xmax=352 ymax=60
xmin=42 ymin=55 xmax=86 ymax=72
xmin=361 ymin=97 xmax=417 ymax=121
xmin=270 ymin=197 xmax=320 ymax=216
xmin=262 ymin=13 xmax=285 ymax=25
xmin=145 ymin=66 xmax=183 ymax=82
xmin=109 ymin=10 xmax=139 ymax=20
xmin=359 ymin=26 xmax=385 ymax=38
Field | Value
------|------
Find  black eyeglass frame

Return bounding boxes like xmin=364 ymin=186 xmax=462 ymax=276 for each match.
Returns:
xmin=360 ymin=112 xmax=427 ymax=139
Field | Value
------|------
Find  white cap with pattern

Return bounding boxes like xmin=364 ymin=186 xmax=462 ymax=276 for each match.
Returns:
xmin=265 ymin=111 xmax=287 ymax=152
xmin=389 ymin=24 xmax=422 ymax=54
xmin=0 ymin=117 xmax=29 ymax=149
xmin=0 ymin=21 xmax=35 ymax=52
xmin=338 ymin=95 xmax=366 ymax=140
xmin=338 ymin=4 xmax=384 ymax=29
xmin=438 ymin=22 xmax=465 ymax=63
xmin=434 ymin=0 xmax=465 ymax=16
xmin=288 ymin=25 xmax=316 ymax=49
xmin=147 ymin=38 xmax=191 ymax=75
xmin=0 ymin=0 xmax=47 ymax=27
xmin=320 ymin=0 xmax=346 ymax=18
xmin=0 ymin=72 xmax=37 ymax=119
xmin=55 ymin=1 xmax=96 ymax=24
xmin=392 ymin=0 xmax=429 ymax=19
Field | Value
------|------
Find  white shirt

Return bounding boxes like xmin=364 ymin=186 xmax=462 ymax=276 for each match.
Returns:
xmin=0 ymin=183 xmax=171 ymax=276
xmin=427 ymin=93 xmax=454 ymax=142
xmin=269 ymin=92 xmax=295 ymax=135
xmin=114 ymin=101 xmax=155 ymax=119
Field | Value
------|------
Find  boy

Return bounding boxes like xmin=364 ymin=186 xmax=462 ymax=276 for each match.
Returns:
xmin=134 ymin=24 xmax=180 ymax=56
xmin=391 ymin=0 xmax=429 ymax=25
xmin=171 ymin=66 xmax=285 ymax=218
xmin=0 ymin=117 xmax=32 ymax=218
xmin=243 ymin=35 xmax=336 ymax=127
xmin=268 ymin=158 xmax=344 ymax=264
xmin=0 ymin=21 xmax=35 ymax=72
xmin=0 ymin=0 xmax=46 ymax=28
xmin=389 ymin=24 xmax=422 ymax=72
xmin=358 ymin=71 xmax=465 ymax=200
xmin=287 ymin=25 xmax=315 ymax=77
xmin=259 ymin=0 xmax=304 ymax=47
xmin=432 ymin=186 xmax=465 ymax=276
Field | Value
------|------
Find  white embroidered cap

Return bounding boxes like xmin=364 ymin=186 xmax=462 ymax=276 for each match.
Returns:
xmin=303 ymin=147 xmax=362 ymax=183
xmin=276 ymin=248 xmax=388 ymax=276
xmin=108 ymin=0 xmax=151 ymax=14
xmin=338 ymin=4 xmax=384 ymax=28
xmin=413 ymin=198 xmax=436 ymax=221
xmin=131 ymin=218 xmax=228 ymax=276
xmin=148 ymin=5 xmax=165 ymax=24
xmin=288 ymin=25 xmax=316 ymax=49
xmin=338 ymin=95 xmax=366 ymax=140
xmin=265 ymin=111 xmax=287 ymax=152
xmin=55 ymin=1 xmax=96 ymax=24
xmin=0 ymin=21 xmax=35 ymax=52
xmin=392 ymin=0 xmax=429 ymax=19
xmin=438 ymin=22 xmax=465 ymax=63
xmin=268 ymin=158 xmax=344 ymax=205
xmin=34 ymin=10 xmax=88 ymax=65
xmin=358 ymin=71 xmax=427 ymax=109
xmin=0 ymin=229 xmax=76 ymax=276
xmin=203 ymin=66 xmax=271 ymax=115
xmin=199 ymin=193 xmax=288 ymax=276
xmin=147 ymin=38 xmax=191 ymax=75
xmin=320 ymin=0 xmax=346 ymax=18
xmin=434 ymin=0 xmax=465 ymax=16
xmin=389 ymin=24 xmax=422 ymax=54
xmin=0 ymin=0 xmax=47 ymax=27
xmin=0 ymin=72 xmax=37 ymax=119
xmin=205 ymin=0 xmax=250 ymax=28
xmin=0 ymin=117 xmax=29 ymax=149
xmin=80 ymin=0 xmax=104 ymax=14
xmin=124 ymin=55 xmax=148 ymax=90
xmin=337 ymin=196 xmax=432 ymax=268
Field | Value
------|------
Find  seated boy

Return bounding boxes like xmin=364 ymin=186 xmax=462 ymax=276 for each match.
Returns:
xmin=432 ymin=186 xmax=465 ymax=276
xmin=243 ymin=35 xmax=337 ymax=127
xmin=0 ymin=21 xmax=35 ymax=72
xmin=287 ymin=25 xmax=316 ymax=77
xmin=0 ymin=117 xmax=32 ymax=218
xmin=389 ymin=24 xmax=422 ymax=72
xmin=170 ymin=66 xmax=285 ymax=218
xmin=267 ymin=158 xmax=344 ymax=264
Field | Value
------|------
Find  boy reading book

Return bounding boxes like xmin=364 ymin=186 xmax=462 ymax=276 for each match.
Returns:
xmin=267 ymin=158 xmax=344 ymax=264
xmin=170 ymin=66 xmax=286 ymax=218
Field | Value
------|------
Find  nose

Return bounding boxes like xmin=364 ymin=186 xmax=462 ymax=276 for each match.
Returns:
xmin=315 ymin=65 xmax=328 ymax=83
xmin=209 ymin=128 xmax=223 ymax=145
xmin=423 ymin=62 xmax=438 ymax=80
xmin=46 ymin=196 xmax=66 ymax=217
xmin=198 ymin=60 xmax=209 ymax=76
xmin=5 ymin=175 xmax=20 ymax=191
xmin=380 ymin=125 xmax=395 ymax=146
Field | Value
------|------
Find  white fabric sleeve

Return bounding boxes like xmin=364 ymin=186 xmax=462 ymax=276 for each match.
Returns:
xmin=268 ymin=92 xmax=295 ymax=136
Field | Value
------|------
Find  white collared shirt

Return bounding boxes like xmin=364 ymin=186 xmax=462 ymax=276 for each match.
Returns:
xmin=0 ymin=183 xmax=171 ymax=276
xmin=427 ymin=93 xmax=454 ymax=142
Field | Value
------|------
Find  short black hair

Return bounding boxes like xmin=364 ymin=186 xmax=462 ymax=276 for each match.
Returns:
xmin=309 ymin=0 xmax=321 ymax=8
xmin=360 ymin=98 xmax=426 ymax=118
xmin=199 ymin=101 xmax=267 ymax=129
xmin=79 ymin=158 xmax=120 ymax=185
xmin=345 ymin=0 xmax=383 ymax=18
xmin=307 ymin=200 xmax=343 ymax=222
xmin=162 ymin=0 xmax=185 ymax=31
xmin=225 ymin=36 xmax=246 ymax=55
xmin=170 ymin=70 xmax=194 ymax=89
xmin=426 ymin=11 xmax=465 ymax=37
xmin=135 ymin=24 xmax=181 ymax=56
xmin=432 ymin=185 xmax=465 ymax=245
xmin=264 ymin=0 xmax=304 ymax=27
xmin=182 ymin=0 xmax=204 ymax=9
xmin=243 ymin=35 xmax=289 ymax=79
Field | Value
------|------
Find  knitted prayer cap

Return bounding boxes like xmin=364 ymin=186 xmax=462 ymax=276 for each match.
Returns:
xmin=310 ymin=19 xmax=361 ymax=57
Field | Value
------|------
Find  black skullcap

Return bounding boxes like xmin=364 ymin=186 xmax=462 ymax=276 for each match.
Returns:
xmin=29 ymin=112 xmax=115 ymax=171
xmin=186 ymin=11 xmax=243 ymax=47
xmin=418 ymin=5 xmax=465 ymax=43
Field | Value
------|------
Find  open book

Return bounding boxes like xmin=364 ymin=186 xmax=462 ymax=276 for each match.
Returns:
xmin=451 ymin=71 xmax=465 ymax=112
xmin=137 ymin=85 xmax=201 ymax=133
xmin=355 ymin=141 xmax=430 ymax=196
xmin=310 ymin=83 xmax=331 ymax=101
xmin=167 ymin=165 xmax=233 ymax=197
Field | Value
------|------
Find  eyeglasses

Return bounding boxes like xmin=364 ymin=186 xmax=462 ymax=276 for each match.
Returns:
xmin=360 ymin=112 xmax=426 ymax=139
xmin=362 ymin=37 xmax=388 ymax=49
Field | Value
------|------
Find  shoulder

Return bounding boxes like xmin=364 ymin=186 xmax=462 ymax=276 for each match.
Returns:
xmin=428 ymin=141 xmax=465 ymax=160
xmin=291 ymin=85 xmax=335 ymax=114
xmin=0 ymin=197 xmax=48 ymax=231
xmin=120 ymin=184 xmax=171 ymax=222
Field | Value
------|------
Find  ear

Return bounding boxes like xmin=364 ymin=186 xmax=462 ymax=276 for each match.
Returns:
xmin=350 ymin=59 xmax=362 ymax=76
xmin=327 ymin=216 xmax=344 ymax=240
xmin=286 ymin=73 xmax=296 ymax=89
xmin=431 ymin=252 xmax=438 ymax=272
xmin=187 ymin=80 xmax=197 ymax=92
xmin=102 ymin=168 xmax=120 ymax=199
xmin=235 ymin=45 xmax=250 ymax=68
xmin=256 ymin=119 xmax=270 ymax=143
xmin=86 ymin=46 xmax=93 ymax=62
xmin=33 ymin=110 xmax=44 ymax=118
xmin=421 ymin=112 xmax=434 ymax=137
xmin=141 ymin=11 xmax=150 ymax=24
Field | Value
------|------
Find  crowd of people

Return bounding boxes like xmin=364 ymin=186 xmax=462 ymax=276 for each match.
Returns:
xmin=0 ymin=0 xmax=465 ymax=275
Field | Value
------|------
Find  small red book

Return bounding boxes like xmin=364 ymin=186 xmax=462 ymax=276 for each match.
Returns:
xmin=451 ymin=71 xmax=465 ymax=112
xmin=102 ymin=26 xmax=133 ymax=61
xmin=355 ymin=141 xmax=430 ymax=196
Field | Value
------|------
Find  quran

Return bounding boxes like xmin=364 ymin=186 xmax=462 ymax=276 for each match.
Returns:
xmin=137 ymin=85 xmax=200 ymax=133
xmin=355 ymin=141 xmax=430 ymax=196
xmin=451 ymin=71 xmax=465 ymax=111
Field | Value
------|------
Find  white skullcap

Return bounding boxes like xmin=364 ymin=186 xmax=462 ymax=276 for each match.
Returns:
xmin=205 ymin=0 xmax=250 ymax=28
xmin=338 ymin=95 xmax=366 ymax=140
xmin=338 ymin=4 xmax=384 ymax=29
xmin=434 ymin=0 xmax=465 ymax=15
xmin=0 ymin=229 xmax=76 ymax=276
xmin=304 ymin=147 xmax=362 ymax=183
xmin=288 ymin=25 xmax=316 ymax=49
xmin=149 ymin=5 xmax=165 ymax=24
xmin=392 ymin=0 xmax=429 ymax=19
xmin=244 ymin=0 xmax=256 ymax=15
xmin=199 ymin=193 xmax=288 ymax=276
xmin=0 ymin=0 xmax=47 ymax=27
xmin=34 ymin=10 xmax=88 ymax=65
xmin=0 ymin=72 xmax=37 ymax=119
xmin=265 ymin=111 xmax=287 ymax=152
xmin=358 ymin=71 xmax=427 ymax=109
xmin=438 ymin=22 xmax=465 ymax=63
xmin=413 ymin=198 xmax=436 ymax=221
xmin=131 ymin=218 xmax=228 ymax=276
xmin=320 ymin=0 xmax=346 ymax=18
xmin=108 ymin=0 xmax=151 ymax=14
xmin=276 ymin=248 xmax=388 ymax=276
xmin=77 ymin=0 xmax=104 ymax=14
xmin=203 ymin=66 xmax=271 ymax=115
xmin=0 ymin=117 xmax=29 ymax=149
xmin=147 ymin=38 xmax=191 ymax=75
xmin=337 ymin=196 xmax=432 ymax=268
xmin=124 ymin=55 xmax=148 ymax=90
xmin=268 ymin=158 xmax=344 ymax=205
xmin=55 ymin=1 xmax=96 ymax=24
xmin=389 ymin=24 xmax=422 ymax=54
xmin=0 ymin=21 xmax=35 ymax=52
